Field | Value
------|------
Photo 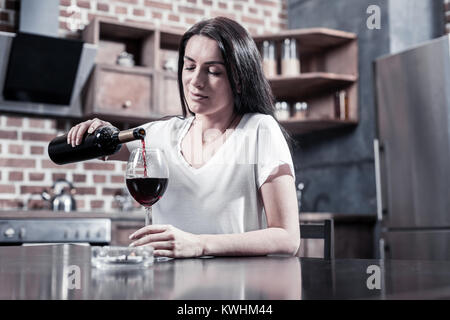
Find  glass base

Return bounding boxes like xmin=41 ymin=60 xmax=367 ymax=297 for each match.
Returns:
xmin=91 ymin=246 xmax=154 ymax=270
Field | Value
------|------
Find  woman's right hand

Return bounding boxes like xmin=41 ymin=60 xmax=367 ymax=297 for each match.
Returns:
xmin=67 ymin=118 xmax=112 ymax=147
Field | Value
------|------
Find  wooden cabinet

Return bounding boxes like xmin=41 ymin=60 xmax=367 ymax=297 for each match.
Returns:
xmin=82 ymin=17 xmax=183 ymax=123
xmin=253 ymin=28 xmax=359 ymax=135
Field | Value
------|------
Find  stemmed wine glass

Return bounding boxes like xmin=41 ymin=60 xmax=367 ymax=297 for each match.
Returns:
xmin=126 ymin=148 xmax=169 ymax=226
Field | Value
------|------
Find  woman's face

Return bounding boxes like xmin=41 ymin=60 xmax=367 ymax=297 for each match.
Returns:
xmin=182 ymin=35 xmax=234 ymax=117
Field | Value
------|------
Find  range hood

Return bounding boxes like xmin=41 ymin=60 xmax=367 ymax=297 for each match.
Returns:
xmin=0 ymin=0 xmax=97 ymax=118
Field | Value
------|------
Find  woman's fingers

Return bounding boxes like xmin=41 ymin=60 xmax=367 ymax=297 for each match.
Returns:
xmin=154 ymin=250 xmax=174 ymax=257
xmin=129 ymin=224 xmax=171 ymax=240
xmin=129 ymin=232 xmax=173 ymax=247
xmin=66 ymin=118 xmax=111 ymax=147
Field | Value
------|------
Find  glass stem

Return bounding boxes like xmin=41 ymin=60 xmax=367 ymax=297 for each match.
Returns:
xmin=145 ymin=206 xmax=152 ymax=226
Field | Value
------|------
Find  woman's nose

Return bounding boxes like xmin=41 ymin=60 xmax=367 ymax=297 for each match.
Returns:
xmin=191 ymin=69 xmax=205 ymax=89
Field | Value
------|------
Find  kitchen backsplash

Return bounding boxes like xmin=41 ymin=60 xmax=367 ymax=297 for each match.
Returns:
xmin=0 ymin=114 xmax=132 ymax=211
xmin=0 ymin=0 xmax=288 ymax=36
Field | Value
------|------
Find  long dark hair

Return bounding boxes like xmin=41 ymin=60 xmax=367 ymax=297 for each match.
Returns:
xmin=177 ymin=16 xmax=293 ymax=147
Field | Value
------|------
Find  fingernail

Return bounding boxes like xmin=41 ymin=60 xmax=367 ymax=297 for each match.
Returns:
xmin=76 ymin=139 xmax=80 ymax=145
xmin=87 ymin=128 xmax=93 ymax=134
xmin=129 ymin=242 xmax=135 ymax=247
xmin=128 ymin=233 xmax=134 ymax=240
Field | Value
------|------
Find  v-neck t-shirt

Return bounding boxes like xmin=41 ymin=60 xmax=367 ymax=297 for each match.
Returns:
xmin=126 ymin=112 xmax=295 ymax=235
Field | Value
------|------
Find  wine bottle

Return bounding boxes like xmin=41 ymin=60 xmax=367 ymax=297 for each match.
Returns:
xmin=48 ymin=126 xmax=146 ymax=165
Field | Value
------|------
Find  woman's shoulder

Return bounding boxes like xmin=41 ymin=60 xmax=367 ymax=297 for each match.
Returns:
xmin=244 ymin=113 xmax=279 ymax=130
xmin=143 ymin=115 xmax=192 ymax=132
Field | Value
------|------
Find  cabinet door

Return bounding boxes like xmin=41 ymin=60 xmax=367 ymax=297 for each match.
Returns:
xmin=85 ymin=65 xmax=155 ymax=120
xmin=154 ymin=71 xmax=183 ymax=117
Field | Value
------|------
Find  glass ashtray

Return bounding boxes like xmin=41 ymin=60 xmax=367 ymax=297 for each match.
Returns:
xmin=91 ymin=246 xmax=154 ymax=270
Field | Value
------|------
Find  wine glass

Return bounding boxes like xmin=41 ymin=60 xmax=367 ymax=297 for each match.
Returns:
xmin=126 ymin=148 xmax=169 ymax=226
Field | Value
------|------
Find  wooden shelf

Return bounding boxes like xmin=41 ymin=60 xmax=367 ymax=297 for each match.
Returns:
xmin=279 ymin=118 xmax=357 ymax=135
xmin=268 ymin=72 xmax=357 ymax=100
xmin=253 ymin=28 xmax=356 ymax=54
xmin=255 ymin=27 xmax=359 ymax=135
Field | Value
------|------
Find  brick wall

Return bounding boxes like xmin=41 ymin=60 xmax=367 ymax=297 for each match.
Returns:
xmin=0 ymin=0 xmax=287 ymax=211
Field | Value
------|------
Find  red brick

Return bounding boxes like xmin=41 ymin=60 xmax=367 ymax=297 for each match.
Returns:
xmin=278 ymin=12 xmax=287 ymax=20
xmin=133 ymin=8 xmax=145 ymax=16
xmin=76 ymin=199 xmax=85 ymax=209
xmin=271 ymin=21 xmax=287 ymax=29
xmin=83 ymin=162 xmax=115 ymax=171
xmin=41 ymin=159 xmax=76 ymax=170
xmin=6 ymin=117 xmax=22 ymax=127
xmin=30 ymin=146 xmax=45 ymax=155
xmin=179 ymin=5 xmax=204 ymax=15
xmin=187 ymin=0 xmax=197 ymax=4
xmin=0 ymin=130 xmax=17 ymax=139
xmin=233 ymin=4 xmax=243 ymax=11
xmin=0 ymin=184 xmax=15 ymax=193
xmin=115 ymin=6 xmax=128 ymax=14
xmin=103 ymin=188 xmax=122 ymax=196
xmin=111 ymin=175 xmax=124 ymax=183
xmin=76 ymin=187 xmax=96 ymax=195
xmin=9 ymin=171 xmax=23 ymax=181
xmin=118 ymin=0 xmax=138 ymax=3
xmin=168 ymin=14 xmax=180 ymax=22
xmin=8 ymin=144 xmax=23 ymax=154
xmin=0 ymin=158 xmax=35 ymax=168
xmin=29 ymin=119 xmax=46 ymax=128
xmin=202 ymin=0 xmax=212 ymax=6
xmin=29 ymin=173 xmax=45 ymax=181
xmin=60 ymin=9 xmax=73 ymax=18
xmin=90 ymin=200 xmax=104 ymax=209
xmin=60 ymin=0 xmax=72 ymax=6
xmin=254 ymin=0 xmax=277 ymax=7
xmin=93 ymin=175 xmax=107 ymax=183
xmin=144 ymin=0 xmax=172 ymax=10
xmin=218 ymin=2 xmax=227 ymax=9
xmin=152 ymin=11 xmax=162 ymax=19
xmin=77 ymin=0 xmax=90 ymax=9
xmin=0 ymin=199 xmax=23 ymax=209
xmin=20 ymin=186 xmax=46 ymax=194
xmin=242 ymin=16 xmax=264 ymax=25
xmin=22 ymin=132 xmax=57 ymax=142
xmin=73 ymin=174 xmax=86 ymax=182
xmin=52 ymin=173 xmax=67 ymax=181
xmin=211 ymin=11 xmax=236 ymax=20
xmin=186 ymin=17 xmax=197 ymax=25
xmin=249 ymin=7 xmax=258 ymax=15
xmin=263 ymin=10 xmax=272 ymax=17
xmin=97 ymin=3 xmax=109 ymax=12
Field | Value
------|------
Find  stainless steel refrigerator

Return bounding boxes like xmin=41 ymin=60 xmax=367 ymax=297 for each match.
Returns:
xmin=374 ymin=34 xmax=450 ymax=260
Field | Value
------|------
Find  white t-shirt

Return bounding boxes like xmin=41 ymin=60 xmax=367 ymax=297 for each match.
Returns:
xmin=126 ymin=112 xmax=295 ymax=235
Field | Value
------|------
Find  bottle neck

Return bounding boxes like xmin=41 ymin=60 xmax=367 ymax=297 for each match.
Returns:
xmin=117 ymin=128 xmax=146 ymax=143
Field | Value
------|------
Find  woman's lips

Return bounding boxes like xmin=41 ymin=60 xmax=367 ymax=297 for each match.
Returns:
xmin=189 ymin=91 xmax=208 ymax=101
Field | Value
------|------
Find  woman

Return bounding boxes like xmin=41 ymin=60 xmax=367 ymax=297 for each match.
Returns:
xmin=68 ymin=17 xmax=300 ymax=258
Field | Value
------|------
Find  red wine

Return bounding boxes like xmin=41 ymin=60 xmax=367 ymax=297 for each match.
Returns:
xmin=126 ymin=177 xmax=168 ymax=207
xmin=141 ymin=139 xmax=147 ymax=177
xmin=48 ymin=126 xmax=146 ymax=165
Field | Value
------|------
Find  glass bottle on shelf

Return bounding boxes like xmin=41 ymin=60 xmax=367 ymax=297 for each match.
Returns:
xmin=334 ymin=90 xmax=349 ymax=120
xmin=262 ymin=40 xmax=277 ymax=77
xmin=275 ymin=101 xmax=290 ymax=120
xmin=281 ymin=38 xmax=301 ymax=76
xmin=294 ymin=102 xmax=308 ymax=120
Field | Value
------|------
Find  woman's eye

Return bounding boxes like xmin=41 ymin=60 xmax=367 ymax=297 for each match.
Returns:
xmin=208 ymin=69 xmax=221 ymax=76
xmin=184 ymin=65 xmax=195 ymax=70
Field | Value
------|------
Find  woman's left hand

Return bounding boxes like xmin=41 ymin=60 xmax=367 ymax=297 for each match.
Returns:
xmin=128 ymin=224 xmax=204 ymax=258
